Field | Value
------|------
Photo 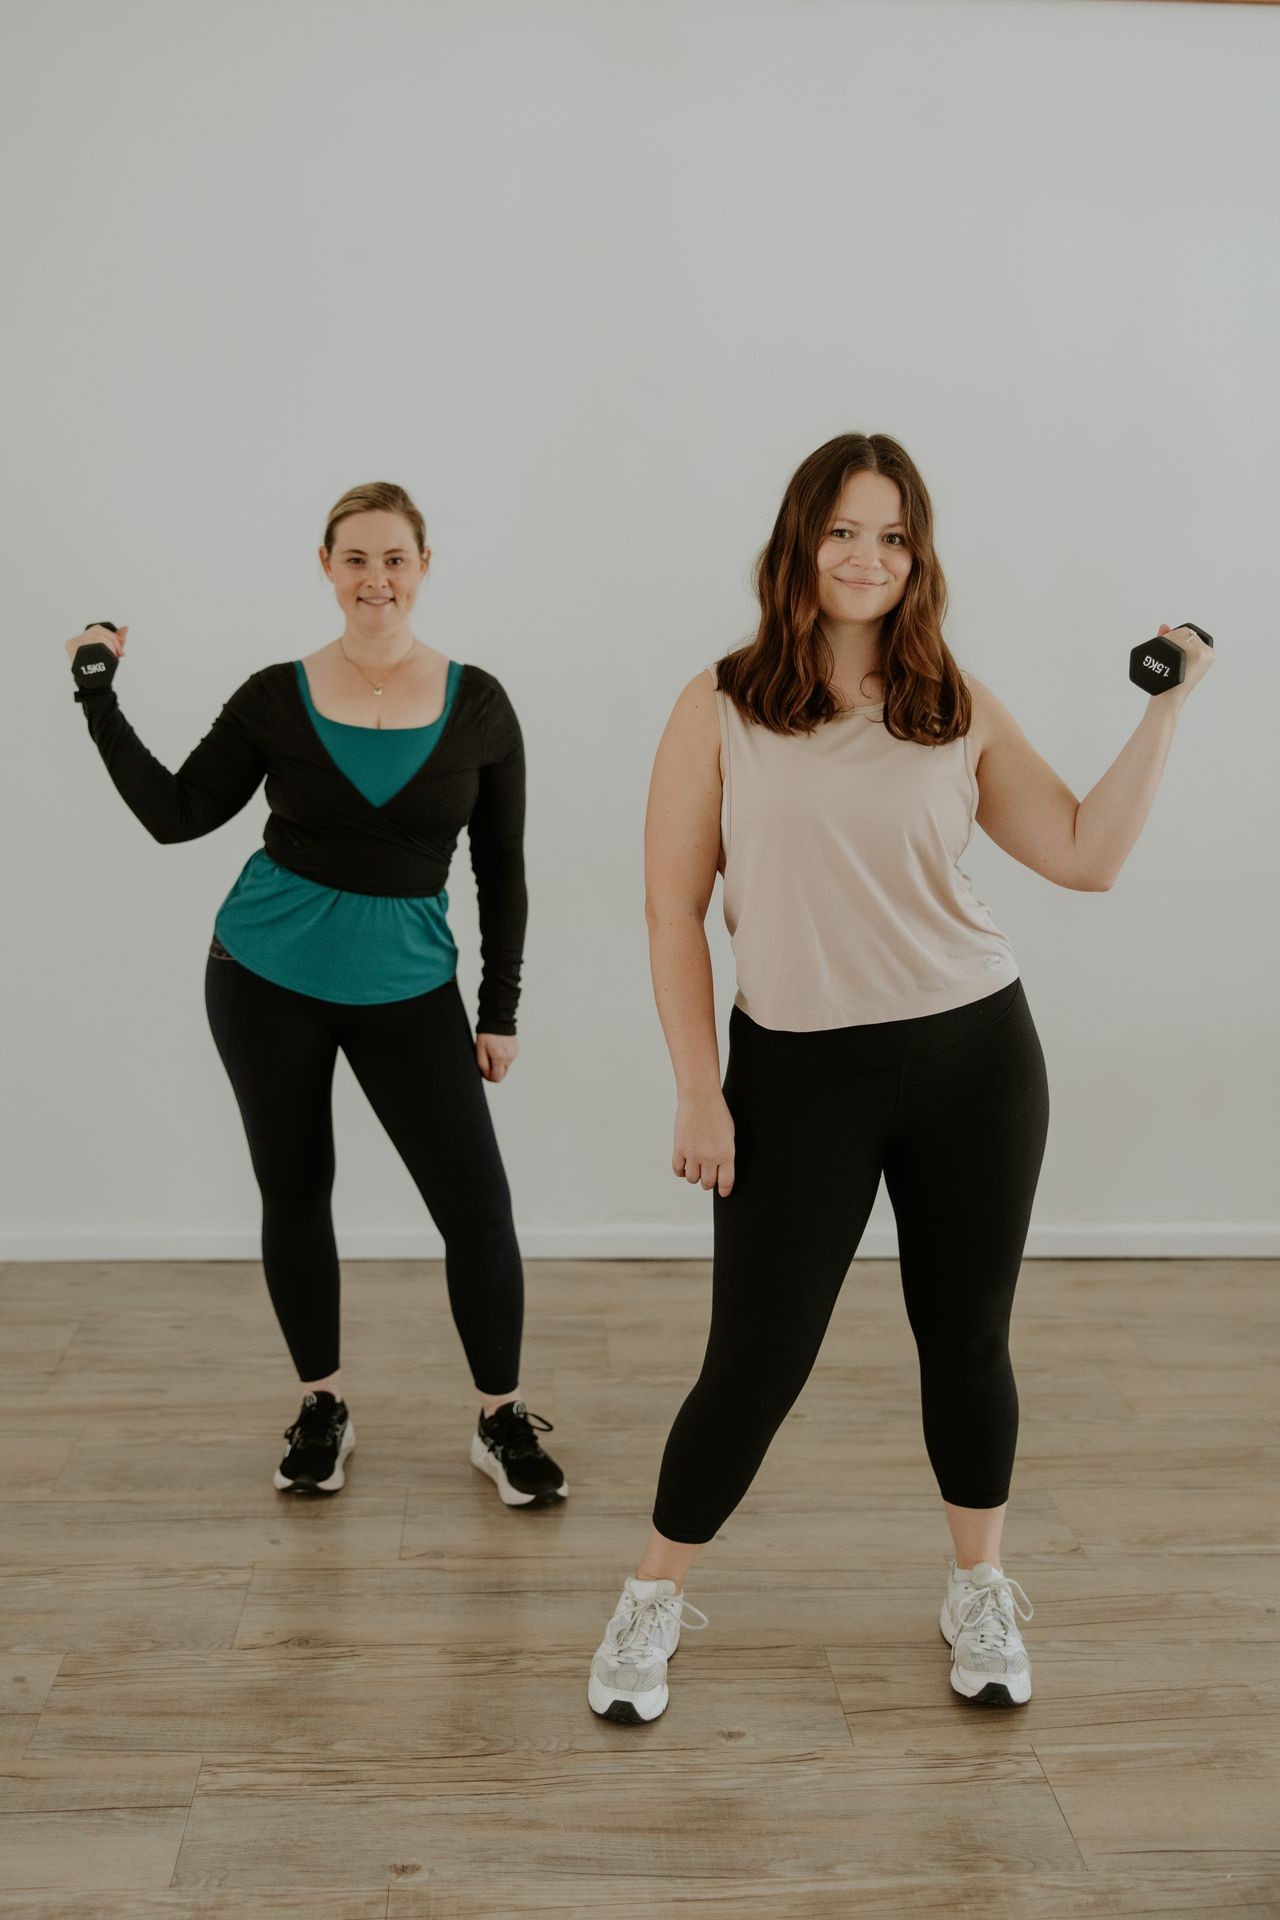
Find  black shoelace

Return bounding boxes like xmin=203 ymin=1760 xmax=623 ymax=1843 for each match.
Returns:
xmin=483 ymin=1400 xmax=553 ymax=1461
xmin=283 ymin=1395 xmax=343 ymax=1453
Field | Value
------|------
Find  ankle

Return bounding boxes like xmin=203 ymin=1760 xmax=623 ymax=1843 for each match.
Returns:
xmin=635 ymin=1568 xmax=682 ymax=1593
xmin=479 ymin=1388 xmax=521 ymax=1419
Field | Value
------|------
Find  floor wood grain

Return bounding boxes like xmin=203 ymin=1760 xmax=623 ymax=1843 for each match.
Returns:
xmin=2 ymin=1254 xmax=1277 ymax=1916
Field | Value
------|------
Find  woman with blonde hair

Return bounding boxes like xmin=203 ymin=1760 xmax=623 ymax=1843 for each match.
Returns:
xmin=587 ymin=431 xmax=1213 ymax=1723
xmin=67 ymin=481 xmax=566 ymax=1507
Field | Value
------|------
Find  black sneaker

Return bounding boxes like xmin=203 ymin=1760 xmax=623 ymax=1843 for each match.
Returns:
xmin=469 ymin=1400 xmax=568 ymax=1506
xmin=273 ymin=1390 xmax=355 ymax=1494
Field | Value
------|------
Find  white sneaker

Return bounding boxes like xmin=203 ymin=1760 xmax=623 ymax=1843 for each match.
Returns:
xmin=588 ymin=1575 xmax=710 ymax=1724
xmin=940 ymin=1558 xmax=1034 ymax=1706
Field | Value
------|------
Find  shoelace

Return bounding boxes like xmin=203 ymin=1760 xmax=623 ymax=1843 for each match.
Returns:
xmin=956 ymin=1572 xmax=1033 ymax=1653
xmin=283 ymin=1398 xmax=342 ymax=1451
xmin=609 ymin=1589 xmax=710 ymax=1662
xmin=483 ymin=1401 xmax=554 ymax=1460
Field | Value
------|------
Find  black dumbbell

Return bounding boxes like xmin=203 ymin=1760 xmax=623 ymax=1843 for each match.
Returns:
xmin=71 ymin=621 xmax=120 ymax=700
xmin=1129 ymin=622 xmax=1214 ymax=696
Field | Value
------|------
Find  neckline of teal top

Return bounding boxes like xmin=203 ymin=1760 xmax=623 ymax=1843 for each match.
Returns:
xmin=293 ymin=657 xmax=462 ymax=809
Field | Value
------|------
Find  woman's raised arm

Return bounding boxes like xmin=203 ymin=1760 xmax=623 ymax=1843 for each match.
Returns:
xmin=67 ymin=624 xmax=268 ymax=843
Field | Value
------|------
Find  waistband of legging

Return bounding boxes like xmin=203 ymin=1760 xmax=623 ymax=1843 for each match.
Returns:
xmin=728 ymin=977 xmax=1025 ymax=1073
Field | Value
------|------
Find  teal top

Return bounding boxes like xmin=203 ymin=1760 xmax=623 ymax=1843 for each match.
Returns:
xmin=212 ymin=659 xmax=465 ymax=1004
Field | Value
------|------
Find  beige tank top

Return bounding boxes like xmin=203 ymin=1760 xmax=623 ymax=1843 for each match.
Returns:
xmin=709 ymin=661 xmax=1020 ymax=1030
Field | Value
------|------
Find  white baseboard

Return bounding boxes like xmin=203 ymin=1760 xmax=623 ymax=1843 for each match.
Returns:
xmin=2 ymin=1223 xmax=1277 ymax=1261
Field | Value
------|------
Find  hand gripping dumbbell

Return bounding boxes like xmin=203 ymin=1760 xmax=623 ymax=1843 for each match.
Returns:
xmin=71 ymin=621 xmax=120 ymax=701
xmin=1129 ymin=622 xmax=1213 ymax=696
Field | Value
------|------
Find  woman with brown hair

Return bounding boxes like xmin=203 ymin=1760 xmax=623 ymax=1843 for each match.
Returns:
xmin=587 ymin=431 xmax=1213 ymax=1723
xmin=66 ymin=482 xmax=567 ymax=1508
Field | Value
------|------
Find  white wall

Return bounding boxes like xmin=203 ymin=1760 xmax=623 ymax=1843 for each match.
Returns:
xmin=3 ymin=0 xmax=1276 ymax=1260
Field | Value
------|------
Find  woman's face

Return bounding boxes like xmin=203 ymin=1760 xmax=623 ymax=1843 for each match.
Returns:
xmin=814 ymin=470 xmax=913 ymax=629
xmin=319 ymin=510 xmax=430 ymax=634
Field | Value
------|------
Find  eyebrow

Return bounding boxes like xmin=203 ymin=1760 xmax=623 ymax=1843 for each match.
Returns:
xmin=338 ymin=547 xmax=411 ymax=557
xmin=832 ymin=518 xmax=905 ymax=531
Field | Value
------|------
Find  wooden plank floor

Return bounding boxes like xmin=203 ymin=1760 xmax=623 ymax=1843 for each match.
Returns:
xmin=1 ymin=1256 xmax=1277 ymax=1918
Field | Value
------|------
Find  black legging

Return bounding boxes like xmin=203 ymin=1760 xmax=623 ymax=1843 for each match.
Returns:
xmin=204 ymin=944 xmax=523 ymax=1391
xmin=652 ymin=977 xmax=1050 ymax=1544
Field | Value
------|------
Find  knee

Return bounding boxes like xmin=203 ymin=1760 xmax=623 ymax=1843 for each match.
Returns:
xmin=696 ymin=1342 xmax=813 ymax=1424
xmin=917 ymin=1325 xmax=1013 ymax=1393
xmin=438 ymin=1203 xmax=518 ymax=1258
xmin=255 ymin=1156 xmax=334 ymax=1217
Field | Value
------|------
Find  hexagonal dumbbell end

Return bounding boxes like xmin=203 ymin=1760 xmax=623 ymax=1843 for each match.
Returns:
xmin=71 ymin=621 xmax=121 ymax=702
xmin=1129 ymin=621 xmax=1214 ymax=696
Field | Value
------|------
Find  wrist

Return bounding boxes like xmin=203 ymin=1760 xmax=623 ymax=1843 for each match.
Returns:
xmin=1144 ymin=692 xmax=1184 ymax=728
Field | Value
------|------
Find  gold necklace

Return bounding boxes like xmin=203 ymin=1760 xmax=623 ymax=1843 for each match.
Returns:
xmin=338 ymin=637 xmax=417 ymax=729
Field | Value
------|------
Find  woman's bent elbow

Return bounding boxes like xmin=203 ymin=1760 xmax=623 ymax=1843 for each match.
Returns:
xmin=147 ymin=814 xmax=210 ymax=846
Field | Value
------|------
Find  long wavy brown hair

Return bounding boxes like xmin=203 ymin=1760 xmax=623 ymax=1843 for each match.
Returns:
xmin=715 ymin=433 xmax=972 ymax=743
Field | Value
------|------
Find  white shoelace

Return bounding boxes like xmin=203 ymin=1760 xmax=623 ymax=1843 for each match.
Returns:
xmin=956 ymin=1572 xmax=1033 ymax=1653
xmin=609 ymin=1590 xmax=710 ymax=1662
